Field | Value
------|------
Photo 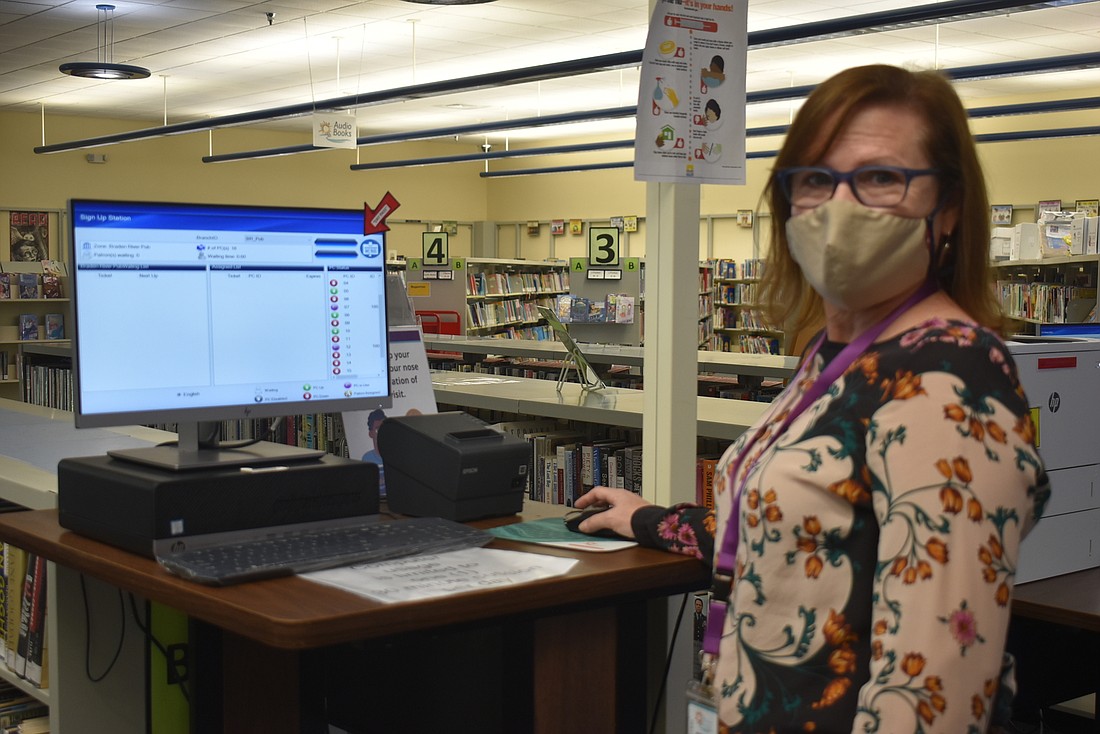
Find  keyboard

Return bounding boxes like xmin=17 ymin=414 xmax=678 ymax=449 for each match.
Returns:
xmin=156 ymin=515 xmax=493 ymax=586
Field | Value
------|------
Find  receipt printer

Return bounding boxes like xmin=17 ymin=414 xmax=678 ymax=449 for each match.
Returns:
xmin=377 ymin=411 xmax=530 ymax=521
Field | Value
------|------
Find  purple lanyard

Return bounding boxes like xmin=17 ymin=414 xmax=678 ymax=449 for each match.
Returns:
xmin=703 ymin=281 xmax=937 ymax=655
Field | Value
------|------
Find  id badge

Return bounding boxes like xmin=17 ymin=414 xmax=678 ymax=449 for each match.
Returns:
xmin=686 ymin=680 xmax=718 ymax=734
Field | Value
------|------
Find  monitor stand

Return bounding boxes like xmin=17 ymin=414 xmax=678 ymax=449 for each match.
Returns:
xmin=107 ymin=421 xmax=326 ymax=472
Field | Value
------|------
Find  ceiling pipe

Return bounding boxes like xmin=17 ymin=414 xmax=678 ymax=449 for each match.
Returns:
xmin=478 ymin=124 xmax=1100 ymax=177
xmin=202 ymin=106 xmax=638 ymax=163
xmin=349 ymin=139 xmax=635 ymax=171
xmin=34 ymin=49 xmax=642 ymax=154
xmin=478 ymin=161 xmax=635 ymax=178
xmin=974 ymin=125 xmax=1100 ymax=143
xmin=967 ymin=96 xmax=1100 ymax=117
xmin=205 ymin=54 xmax=1100 ymax=165
xmin=340 ymin=92 xmax=1100 ymax=173
xmin=477 ymin=150 xmax=780 ymax=178
xmin=34 ymin=0 xmax=1097 ymax=155
xmin=348 ymin=125 xmax=792 ymax=172
xmin=746 ymin=0 xmax=1098 ymax=48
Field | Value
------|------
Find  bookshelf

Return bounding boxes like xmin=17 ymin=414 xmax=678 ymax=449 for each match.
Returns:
xmin=713 ymin=259 xmax=784 ymax=355
xmin=0 ymin=272 xmax=71 ymax=403
xmin=561 ymin=257 xmax=644 ymax=347
xmin=993 ymin=254 xmax=1100 ymax=334
xmin=430 ymin=369 xmax=765 ymax=508
xmin=406 ymin=257 xmax=570 ymax=340
xmin=20 ymin=343 xmax=73 ymax=410
xmin=0 ymin=399 xmax=168 ymax=733
xmin=430 ymin=369 xmax=768 ymax=442
xmin=699 ymin=261 xmax=716 ymax=350
xmin=467 ymin=259 xmax=569 ymax=338
xmin=419 ymin=336 xmax=798 ymax=379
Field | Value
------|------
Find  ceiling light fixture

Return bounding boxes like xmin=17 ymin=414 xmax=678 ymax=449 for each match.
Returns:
xmin=60 ymin=4 xmax=150 ymax=81
xmin=402 ymin=1 xmax=497 ymax=5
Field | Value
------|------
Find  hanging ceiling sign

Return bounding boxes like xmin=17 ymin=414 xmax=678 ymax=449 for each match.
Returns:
xmin=313 ymin=111 xmax=357 ymax=149
xmin=634 ymin=0 xmax=748 ymax=185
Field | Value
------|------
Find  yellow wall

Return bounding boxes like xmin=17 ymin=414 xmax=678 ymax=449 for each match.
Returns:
xmin=4 ymin=104 xmax=1100 ymax=264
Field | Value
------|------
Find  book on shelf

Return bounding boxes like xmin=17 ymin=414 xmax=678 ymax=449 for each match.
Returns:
xmin=12 ymin=714 xmax=51 ymax=733
xmin=2 ymin=546 xmax=25 ymax=674
xmin=0 ymin=545 xmax=6 ymax=664
xmin=696 ymin=456 xmax=718 ymax=510
xmin=40 ymin=259 xmax=65 ymax=277
xmin=591 ymin=439 xmax=626 ymax=490
xmin=15 ymin=275 xmax=37 ymax=301
xmin=605 ymin=448 xmax=623 ymax=489
xmin=621 ymin=445 xmax=643 ymax=494
xmin=608 ymin=294 xmax=635 ymax=324
xmin=12 ymin=553 xmax=34 ymax=680
xmin=529 ymin=429 xmax=586 ymax=503
xmin=489 ymin=418 xmax=560 ymax=440
xmin=17 ymin=316 xmax=37 ymax=342
xmin=554 ymin=294 xmax=571 ymax=322
xmin=40 ymin=275 xmax=61 ymax=299
xmin=43 ymin=314 xmax=63 ymax=340
xmin=569 ymin=296 xmax=591 ymax=324
xmin=0 ymin=274 xmax=9 ymax=300
xmin=21 ymin=554 xmax=46 ymax=689
xmin=586 ymin=299 xmax=607 ymax=323
xmin=0 ymin=698 xmax=49 ymax=730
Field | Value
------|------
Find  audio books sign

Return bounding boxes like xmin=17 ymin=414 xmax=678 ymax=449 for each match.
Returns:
xmin=312 ymin=111 xmax=357 ymax=149
xmin=634 ymin=0 xmax=747 ymax=185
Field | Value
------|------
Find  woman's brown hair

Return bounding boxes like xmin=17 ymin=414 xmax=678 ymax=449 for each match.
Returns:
xmin=759 ymin=65 xmax=1001 ymax=337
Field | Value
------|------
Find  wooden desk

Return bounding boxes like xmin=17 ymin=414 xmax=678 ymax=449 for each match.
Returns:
xmin=1013 ymin=567 xmax=1100 ymax=633
xmin=0 ymin=509 xmax=709 ymax=734
xmin=1010 ymin=568 xmax=1100 ymax=730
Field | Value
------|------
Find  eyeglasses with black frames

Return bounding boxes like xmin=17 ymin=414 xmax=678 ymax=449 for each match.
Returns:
xmin=775 ymin=165 xmax=941 ymax=209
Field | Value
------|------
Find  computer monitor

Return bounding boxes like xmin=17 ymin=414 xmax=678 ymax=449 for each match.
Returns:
xmin=68 ymin=199 xmax=392 ymax=470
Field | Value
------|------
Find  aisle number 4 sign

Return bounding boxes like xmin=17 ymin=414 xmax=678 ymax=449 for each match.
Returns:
xmin=422 ymin=232 xmax=450 ymax=266
xmin=588 ymin=226 xmax=620 ymax=267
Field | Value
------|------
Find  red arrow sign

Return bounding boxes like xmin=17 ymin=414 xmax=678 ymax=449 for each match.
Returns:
xmin=364 ymin=192 xmax=400 ymax=235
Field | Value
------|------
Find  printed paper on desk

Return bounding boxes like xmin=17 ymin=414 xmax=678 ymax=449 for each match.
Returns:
xmin=303 ymin=547 xmax=577 ymax=603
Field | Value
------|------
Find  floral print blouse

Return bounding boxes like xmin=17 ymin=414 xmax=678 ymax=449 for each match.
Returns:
xmin=631 ymin=319 xmax=1049 ymax=733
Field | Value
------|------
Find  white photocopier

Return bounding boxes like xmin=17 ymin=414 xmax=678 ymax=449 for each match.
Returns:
xmin=1010 ymin=336 xmax=1100 ymax=583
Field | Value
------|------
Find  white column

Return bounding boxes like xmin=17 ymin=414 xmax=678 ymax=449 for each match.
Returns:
xmin=642 ymin=181 xmax=700 ymax=507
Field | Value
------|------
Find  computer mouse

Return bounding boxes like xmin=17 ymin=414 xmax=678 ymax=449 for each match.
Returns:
xmin=563 ymin=506 xmax=621 ymax=538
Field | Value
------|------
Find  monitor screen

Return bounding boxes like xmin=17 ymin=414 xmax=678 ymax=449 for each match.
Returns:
xmin=69 ymin=199 xmax=391 ymax=470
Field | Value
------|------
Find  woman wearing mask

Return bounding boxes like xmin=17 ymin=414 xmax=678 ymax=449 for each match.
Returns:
xmin=576 ymin=64 xmax=1049 ymax=732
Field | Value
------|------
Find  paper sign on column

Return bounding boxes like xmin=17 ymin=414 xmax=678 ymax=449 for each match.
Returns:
xmin=634 ymin=0 xmax=748 ymax=184
xmin=304 ymin=547 xmax=578 ymax=603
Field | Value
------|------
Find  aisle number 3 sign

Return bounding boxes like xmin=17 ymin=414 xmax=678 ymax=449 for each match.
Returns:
xmin=588 ymin=226 xmax=620 ymax=267
xmin=422 ymin=232 xmax=449 ymax=266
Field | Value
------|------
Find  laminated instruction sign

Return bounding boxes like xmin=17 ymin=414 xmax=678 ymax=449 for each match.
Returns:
xmin=634 ymin=0 xmax=748 ymax=185
xmin=344 ymin=324 xmax=437 ymax=496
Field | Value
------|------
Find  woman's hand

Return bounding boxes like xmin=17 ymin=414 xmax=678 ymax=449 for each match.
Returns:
xmin=572 ymin=486 xmax=652 ymax=538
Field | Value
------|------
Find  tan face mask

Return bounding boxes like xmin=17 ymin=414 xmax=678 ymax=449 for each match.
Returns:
xmin=786 ymin=198 xmax=932 ymax=310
